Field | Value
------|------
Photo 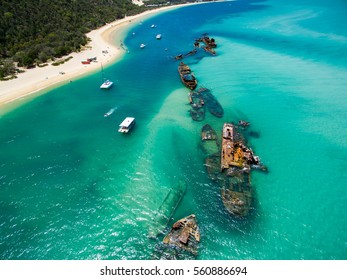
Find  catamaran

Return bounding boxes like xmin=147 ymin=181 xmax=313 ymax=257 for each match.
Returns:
xmin=100 ymin=80 xmax=113 ymax=89
xmin=118 ymin=117 xmax=136 ymax=133
xmin=100 ymin=63 xmax=113 ymax=89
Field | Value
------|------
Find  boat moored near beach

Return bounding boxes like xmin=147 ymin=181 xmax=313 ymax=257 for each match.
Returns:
xmin=118 ymin=117 xmax=135 ymax=133
xmin=100 ymin=79 xmax=113 ymax=89
xmin=100 ymin=63 xmax=113 ymax=89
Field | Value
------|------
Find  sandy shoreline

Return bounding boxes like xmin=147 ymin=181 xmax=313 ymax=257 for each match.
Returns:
xmin=0 ymin=3 xmax=194 ymax=110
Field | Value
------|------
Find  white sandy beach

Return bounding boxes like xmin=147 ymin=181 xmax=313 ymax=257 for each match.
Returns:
xmin=0 ymin=4 xmax=194 ymax=109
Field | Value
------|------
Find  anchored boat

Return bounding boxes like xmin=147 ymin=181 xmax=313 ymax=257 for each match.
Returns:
xmin=118 ymin=117 xmax=135 ymax=133
xmin=100 ymin=63 xmax=113 ymax=89
xmin=100 ymin=80 xmax=113 ymax=89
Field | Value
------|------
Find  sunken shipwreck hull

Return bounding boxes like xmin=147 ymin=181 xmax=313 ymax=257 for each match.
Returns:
xmin=220 ymin=123 xmax=255 ymax=216
xmin=205 ymin=153 xmax=222 ymax=181
xmin=149 ymin=183 xmax=186 ymax=238
xmin=198 ymin=88 xmax=224 ymax=118
xmin=201 ymin=124 xmax=219 ymax=156
xmin=189 ymin=91 xmax=205 ymax=121
xmin=221 ymin=172 xmax=252 ymax=217
xmin=201 ymin=124 xmax=217 ymax=141
xmin=190 ymin=107 xmax=205 ymax=121
xmin=202 ymin=123 xmax=260 ymax=217
xmin=163 ymin=214 xmax=200 ymax=255
xmin=178 ymin=62 xmax=197 ymax=90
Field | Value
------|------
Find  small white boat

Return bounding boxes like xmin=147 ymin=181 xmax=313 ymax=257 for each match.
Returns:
xmin=100 ymin=80 xmax=113 ymax=89
xmin=118 ymin=117 xmax=136 ymax=133
xmin=156 ymin=34 xmax=162 ymax=40
xmin=140 ymin=43 xmax=146 ymax=49
xmin=104 ymin=108 xmax=116 ymax=117
xmin=151 ymin=24 xmax=156 ymax=28
xmin=100 ymin=63 xmax=113 ymax=89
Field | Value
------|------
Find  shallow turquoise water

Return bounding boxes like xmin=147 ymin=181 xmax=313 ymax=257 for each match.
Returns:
xmin=0 ymin=0 xmax=346 ymax=260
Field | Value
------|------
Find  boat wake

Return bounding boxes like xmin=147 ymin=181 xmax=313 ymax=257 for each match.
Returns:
xmin=104 ymin=107 xmax=117 ymax=117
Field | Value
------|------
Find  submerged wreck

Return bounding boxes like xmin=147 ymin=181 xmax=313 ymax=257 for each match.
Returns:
xmin=163 ymin=214 xmax=200 ymax=255
xmin=202 ymin=36 xmax=217 ymax=48
xmin=188 ymin=91 xmax=205 ymax=121
xmin=221 ymin=123 xmax=260 ymax=171
xmin=220 ymin=123 xmax=264 ymax=216
xmin=178 ymin=62 xmax=197 ymax=90
xmin=201 ymin=124 xmax=219 ymax=156
xmin=174 ymin=49 xmax=197 ymax=61
xmin=221 ymin=173 xmax=252 ymax=217
xmin=201 ymin=124 xmax=217 ymax=141
xmin=202 ymin=123 xmax=266 ymax=217
xmin=201 ymin=124 xmax=221 ymax=181
xmin=195 ymin=35 xmax=217 ymax=55
xmin=202 ymin=45 xmax=216 ymax=56
xmin=198 ymin=88 xmax=224 ymax=118
xmin=149 ymin=183 xmax=186 ymax=238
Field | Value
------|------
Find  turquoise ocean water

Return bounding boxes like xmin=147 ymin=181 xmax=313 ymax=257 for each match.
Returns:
xmin=0 ymin=0 xmax=346 ymax=260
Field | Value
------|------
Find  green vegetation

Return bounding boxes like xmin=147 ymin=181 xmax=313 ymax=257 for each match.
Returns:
xmin=51 ymin=56 xmax=73 ymax=66
xmin=0 ymin=0 xmax=146 ymax=79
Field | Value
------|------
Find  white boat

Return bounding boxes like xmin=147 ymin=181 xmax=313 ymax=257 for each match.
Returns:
xmin=140 ymin=43 xmax=146 ymax=49
xmin=151 ymin=24 xmax=156 ymax=28
xmin=104 ymin=107 xmax=116 ymax=117
xmin=100 ymin=63 xmax=113 ymax=89
xmin=100 ymin=80 xmax=113 ymax=89
xmin=156 ymin=34 xmax=162 ymax=40
xmin=118 ymin=117 xmax=136 ymax=133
